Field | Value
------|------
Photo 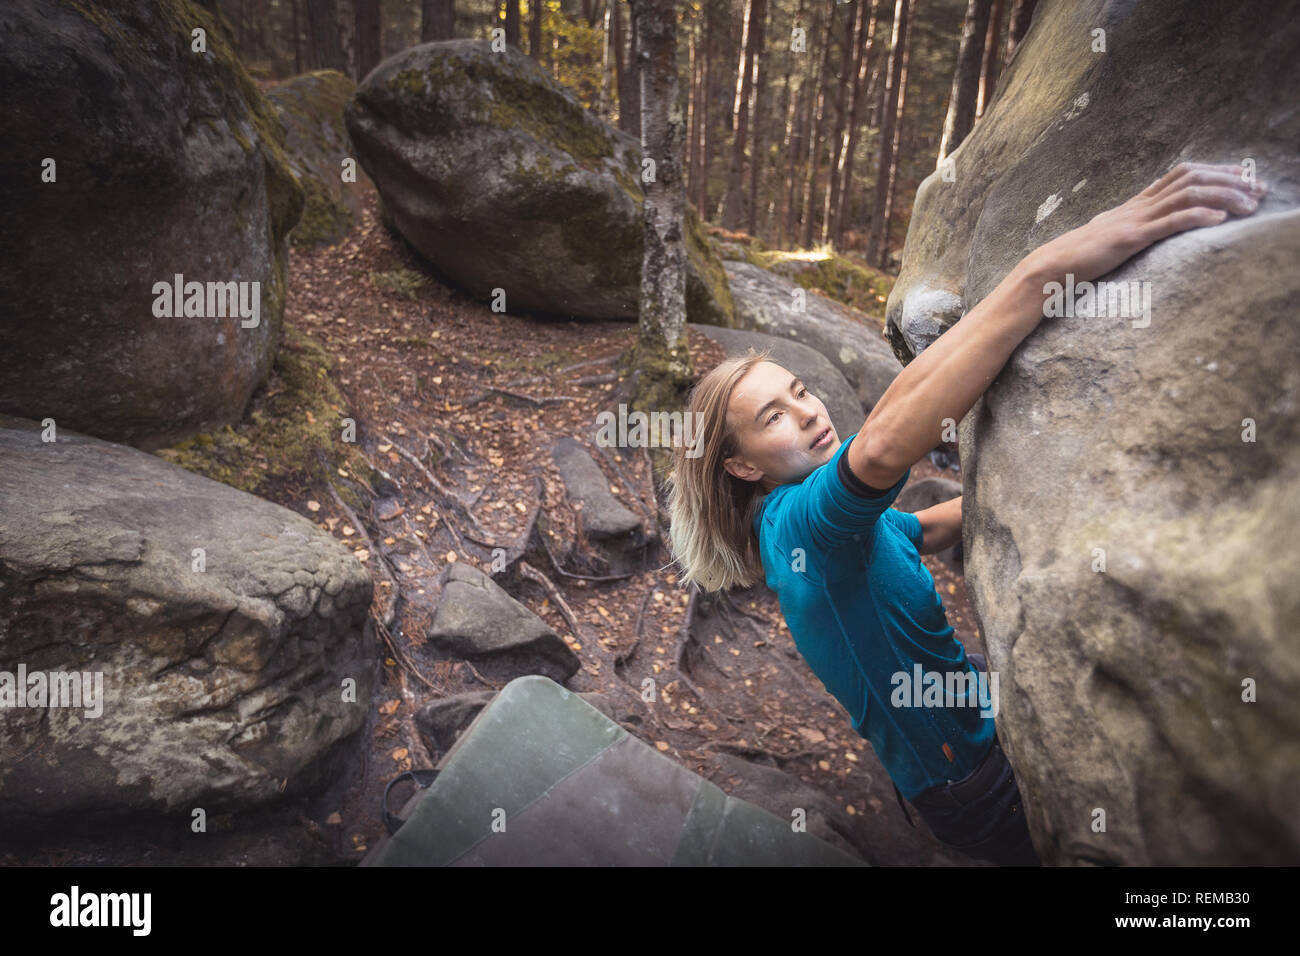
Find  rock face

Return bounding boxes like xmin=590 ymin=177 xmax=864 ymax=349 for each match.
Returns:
xmin=724 ymin=260 xmax=902 ymax=413
xmin=0 ymin=0 xmax=303 ymax=450
xmin=688 ymin=324 xmax=865 ymax=441
xmin=425 ymin=563 xmax=580 ymax=684
xmin=267 ymin=69 xmax=371 ymax=247
xmin=886 ymin=0 xmax=1300 ymax=864
xmin=345 ymin=39 xmax=735 ymax=325
xmin=0 ymin=415 xmax=374 ymax=836
xmin=551 ymin=437 xmax=648 ymax=573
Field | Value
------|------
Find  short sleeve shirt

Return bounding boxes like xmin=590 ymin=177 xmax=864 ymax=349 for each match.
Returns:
xmin=752 ymin=433 xmax=995 ymax=799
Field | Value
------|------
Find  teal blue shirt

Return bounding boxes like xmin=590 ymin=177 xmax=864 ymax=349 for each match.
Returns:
xmin=752 ymin=433 xmax=995 ymax=799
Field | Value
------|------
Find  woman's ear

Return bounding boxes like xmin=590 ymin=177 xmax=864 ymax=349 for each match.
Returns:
xmin=723 ymin=455 xmax=763 ymax=483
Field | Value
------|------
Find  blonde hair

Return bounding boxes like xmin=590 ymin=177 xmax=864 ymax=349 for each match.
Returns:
xmin=663 ymin=347 xmax=775 ymax=593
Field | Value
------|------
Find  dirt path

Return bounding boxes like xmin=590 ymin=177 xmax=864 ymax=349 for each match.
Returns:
xmin=256 ymin=194 xmax=983 ymax=864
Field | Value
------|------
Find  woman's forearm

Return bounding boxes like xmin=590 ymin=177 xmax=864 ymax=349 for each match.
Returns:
xmin=863 ymin=251 xmax=1054 ymax=475
xmin=858 ymin=162 xmax=1264 ymax=479
xmin=916 ymin=495 xmax=963 ymax=555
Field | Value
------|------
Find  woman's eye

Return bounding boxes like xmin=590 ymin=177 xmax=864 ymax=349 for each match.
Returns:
xmin=798 ymin=388 xmax=808 ymax=398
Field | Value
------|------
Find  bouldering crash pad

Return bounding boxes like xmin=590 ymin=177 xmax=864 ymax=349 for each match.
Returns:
xmin=362 ymin=675 xmax=863 ymax=866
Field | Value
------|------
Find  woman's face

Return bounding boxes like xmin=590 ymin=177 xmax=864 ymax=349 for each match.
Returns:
xmin=723 ymin=361 xmax=841 ymax=493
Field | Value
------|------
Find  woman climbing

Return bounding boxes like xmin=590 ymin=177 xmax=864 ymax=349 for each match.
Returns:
xmin=663 ymin=163 xmax=1266 ymax=866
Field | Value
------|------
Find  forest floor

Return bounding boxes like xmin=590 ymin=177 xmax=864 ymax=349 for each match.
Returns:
xmin=3 ymin=194 xmax=983 ymax=866
xmin=273 ymin=195 xmax=986 ymax=864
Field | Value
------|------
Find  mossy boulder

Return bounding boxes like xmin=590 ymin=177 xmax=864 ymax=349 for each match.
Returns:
xmin=153 ymin=322 xmax=373 ymax=503
xmin=267 ymin=69 xmax=371 ymax=247
xmin=0 ymin=0 xmax=303 ymax=450
xmin=345 ymin=39 xmax=735 ymax=326
xmin=747 ymin=248 xmax=894 ymax=321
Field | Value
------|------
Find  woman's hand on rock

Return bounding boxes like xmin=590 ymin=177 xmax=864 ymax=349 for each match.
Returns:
xmin=1029 ymin=162 xmax=1267 ymax=285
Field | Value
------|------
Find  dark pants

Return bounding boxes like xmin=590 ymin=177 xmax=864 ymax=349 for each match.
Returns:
xmin=897 ymin=652 xmax=1043 ymax=866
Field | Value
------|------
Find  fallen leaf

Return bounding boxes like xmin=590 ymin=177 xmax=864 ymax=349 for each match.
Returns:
xmin=391 ymin=748 xmax=409 ymax=761
xmin=306 ymin=500 xmax=321 ymax=512
xmin=655 ymin=741 xmax=670 ymax=752
xmin=326 ymin=812 xmax=342 ymax=825
xmin=379 ymin=699 xmax=400 ymax=715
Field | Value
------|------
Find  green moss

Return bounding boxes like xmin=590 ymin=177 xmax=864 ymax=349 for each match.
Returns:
xmin=684 ymin=204 xmax=738 ymax=328
xmin=746 ymin=246 xmax=895 ymax=322
xmin=291 ymin=174 xmax=352 ymax=246
xmin=268 ymin=70 xmax=359 ymax=247
xmin=153 ymin=323 xmax=363 ymax=496
xmin=68 ymin=0 xmax=304 ymax=296
xmin=390 ymin=48 xmax=613 ymax=171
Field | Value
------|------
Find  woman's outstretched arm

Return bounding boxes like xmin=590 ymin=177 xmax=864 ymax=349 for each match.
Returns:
xmin=848 ymin=162 xmax=1267 ymax=490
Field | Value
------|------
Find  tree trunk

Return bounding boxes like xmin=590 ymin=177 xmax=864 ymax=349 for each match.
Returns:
xmin=864 ymin=0 xmax=910 ymax=266
xmin=783 ymin=1 xmax=820 ymax=246
xmin=421 ymin=0 xmax=454 ymax=42
xmin=798 ymin=0 xmax=837 ymax=249
xmin=721 ymin=0 xmax=766 ymax=231
xmin=938 ymin=0 xmax=991 ymax=161
xmin=617 ymin=0 xmax=641 ymax=138
xmin=599 ymin=3 xmax=613 ymax=119
xmin=832 ymin=0 xmax=881 ymax=246
xmin=619 ymin=0 xmax=693 ymax=426
xmin=503 ymin=0 xmax=521 ymax=48
xmin=696 ymin=0 xmax=720 ymax=214
xmin=771 ymin=0 xmax=803 ymax=241
xmin=879 ymin=0 xmax=913 ymax=266
xmin=306 ymin=0 xmax=346 ymax=71
xmin=687 ymin=25 xmax=700 ymax=209
xmin=820 ymin=0 xmax=860 ymax=246
xmin=529 ymin=0 xmax=543 ymax=57
xmin=745 ymin=0 xmax=768 ymax=237
xmin=292 ymin=0 xmax=302 ymax=74
xmin=1005 ymin=0 xmax=1037 ymax=62
xmin=355 ymin=0 xmax=381 ymax=80
xmin=976 ymin=0 xmax=1003 ymax=118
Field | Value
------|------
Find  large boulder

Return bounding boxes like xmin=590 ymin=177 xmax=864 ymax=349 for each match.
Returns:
xmin=0 ymin=0 xmax=303 ymax=451
xmin=886 ymin=0 xmax=1300 ymax=864
xmin=344 ymin=39 xmax=736 ymax=326
xmin=267 ymin=69 xmax=371 ymax=247
xmin=724 ymin=260 xmax=902 ymax=413
xmin=0 ymin=414 xmax=374 ymax=837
